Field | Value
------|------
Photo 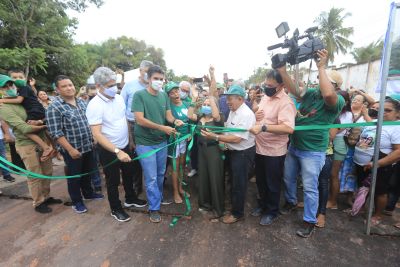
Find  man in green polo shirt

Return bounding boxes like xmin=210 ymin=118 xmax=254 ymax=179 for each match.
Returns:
xmin=277 ymin=50 xmax=345 ymax=238
xmin=132 ymin=65 xmax=184 ymax=223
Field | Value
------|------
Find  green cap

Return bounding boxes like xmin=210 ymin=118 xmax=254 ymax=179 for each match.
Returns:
xmin=216 ymin=83 xmax=225 ymax=89
xmin=224 ymin=84 xmax=246 ymax=97
xmin=0 ymin=74 xmax=14 ymax=88
xmin=164 ymin=81 xmax=179 ymax=94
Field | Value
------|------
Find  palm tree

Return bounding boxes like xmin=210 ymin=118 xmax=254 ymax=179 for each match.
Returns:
xmin=314 ymin=7 xmax=354 ymax=63
xmin=351 ymin=40 xmax=384 ymax=64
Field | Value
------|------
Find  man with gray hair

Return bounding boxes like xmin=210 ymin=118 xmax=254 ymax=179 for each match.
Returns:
xmin=120 ymin=60 xmax=153 ymax=195
xmin=86 ymin=67 xmax=147 ymax=222
xmin=178 ymin=81 xmax=191 ymax=105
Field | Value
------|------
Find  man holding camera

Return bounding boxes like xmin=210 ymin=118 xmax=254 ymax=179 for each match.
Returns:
xmin=278 ymin=49 xmax=344 ymax=238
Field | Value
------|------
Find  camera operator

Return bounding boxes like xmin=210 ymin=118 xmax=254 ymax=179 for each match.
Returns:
xmin=278 ymin=49 xmax=345 ymax=238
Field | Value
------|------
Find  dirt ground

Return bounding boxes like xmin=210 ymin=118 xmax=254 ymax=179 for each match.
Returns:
xmin=1 ymin=163 xmax=399 ymax=267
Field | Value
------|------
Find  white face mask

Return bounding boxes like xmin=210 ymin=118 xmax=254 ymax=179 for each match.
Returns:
xmin=151 ymin=80 xmax=163 ymax=91
xmin=103 ymin=85 xmax=118 ymax=97
xmin=179 ymin=90 xmax=188 ymax=99
xmin=143 ymin=73 xmax=148 ymax=82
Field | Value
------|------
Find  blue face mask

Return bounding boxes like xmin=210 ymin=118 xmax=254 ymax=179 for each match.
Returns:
xmin=103 ymin=85 xmax=118 ymax=98
xmin=201 ymin=105 xmax=212 ymax=115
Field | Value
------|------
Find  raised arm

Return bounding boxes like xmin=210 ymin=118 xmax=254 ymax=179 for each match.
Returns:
xmin=315 ymin=50 xmax=338 ymax=106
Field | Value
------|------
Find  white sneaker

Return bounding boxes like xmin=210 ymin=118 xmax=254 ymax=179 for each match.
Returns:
xmin=188 ymin=169 xmax=197 ymax=177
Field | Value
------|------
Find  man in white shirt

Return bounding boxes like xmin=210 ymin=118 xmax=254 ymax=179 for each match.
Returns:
xmin=201 ymin=85 xmax=256 ymax=224
xmin=86 ymin=67 xmax=147 ymax=222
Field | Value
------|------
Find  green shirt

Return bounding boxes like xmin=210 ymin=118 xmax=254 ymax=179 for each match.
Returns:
xmin=290 ymin=88 xmax=345 ymax=152
xmin=0 ymin=104 xmax=46 ymax=147
xmin=132 ymin=89 xmax=171 ymax=146
xmin=170 ymin=102 xmax=189 ymax=135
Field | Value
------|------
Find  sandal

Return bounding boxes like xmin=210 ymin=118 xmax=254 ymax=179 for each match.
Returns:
xmin=315 ymin=214 xmax=326 ymax=228
xmin=174 ymin=196 xmax=183 ymax=204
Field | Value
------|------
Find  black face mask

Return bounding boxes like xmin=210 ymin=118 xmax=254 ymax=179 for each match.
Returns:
xmin=263 ymin=85 xmax=277 ymax=97
xmin=368 ymin=109 xmax=378 ymax=118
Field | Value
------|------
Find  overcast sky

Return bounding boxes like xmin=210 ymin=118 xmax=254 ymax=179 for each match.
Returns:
xmin=71 ymin=0 xmax=393 ymax=82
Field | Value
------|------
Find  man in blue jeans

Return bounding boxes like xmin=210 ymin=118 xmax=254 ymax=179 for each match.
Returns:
xmin=277 ymin=49 xmax=345 ymax=238
xmin=133 ymin=65 xmax=184 ymax=223
xmin=47 ymin=75 xmax=104 ymax=214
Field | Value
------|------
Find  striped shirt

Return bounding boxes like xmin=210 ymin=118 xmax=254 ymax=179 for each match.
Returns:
xmin=46 ymin=96 xmax=93 ymax=153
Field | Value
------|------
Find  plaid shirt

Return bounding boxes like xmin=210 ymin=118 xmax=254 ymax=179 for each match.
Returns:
xmin=46 ymin=96 xmax=93 ymax=153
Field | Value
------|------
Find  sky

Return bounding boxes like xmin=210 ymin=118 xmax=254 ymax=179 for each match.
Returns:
xmin=71 ymin=0 xmax=394 ymax=82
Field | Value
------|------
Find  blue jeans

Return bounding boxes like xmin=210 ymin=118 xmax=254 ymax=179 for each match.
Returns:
xmin=136 ymin=142 xmax=168 ymax=211
xmin=283 ymin=145 xmax=326 ymax=224
xmin=318 ymin=155 xmax=333 ymax=215
xmin=0 ymin=139 xmax=10 ymax=177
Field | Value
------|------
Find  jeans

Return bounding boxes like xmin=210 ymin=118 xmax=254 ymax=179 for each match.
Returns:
xmin=318 ymin=155 xmax=333 ymax=215
xmin=255 ymin=154 xmax=285 ymax=217
xmin=98 ymin=145 xmax=138 ymax=211
xmin=90 ymin=145 xmax=102 ymax=188
xmin=61 ymin=150 xmax=95 ymax=205
xmin=136 ymin=142 xmax=168 ymax=211
xmin=229 ymin=146 xmax=256 ymax=218
xmin=283 ymin=145 xmax=326 ymax=224
xmin=0 ymin=139 xmax=10 ymax=177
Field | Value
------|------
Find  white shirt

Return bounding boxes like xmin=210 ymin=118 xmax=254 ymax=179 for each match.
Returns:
xmin=225 ymin=103 xmax=256 ymax=151
xmin=86 ymin=93 xmax=129 ymax=149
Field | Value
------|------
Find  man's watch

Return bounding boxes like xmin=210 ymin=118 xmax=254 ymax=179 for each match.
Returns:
xmin=114 ymin=148 xmax=121 ymax=154
xmin=261 ymin=124 xmax=268 ymax=132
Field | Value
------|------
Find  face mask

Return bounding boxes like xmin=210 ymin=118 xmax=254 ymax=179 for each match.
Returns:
xmin=179 ymin=90 xmax=188 ymax=99
xmin=103 ymin=85 xmax=118 ymax=98
xmin=14 ymin=79 xmax=26 ymax=87
xmin=201 ymin=105 xmax=212 ymax=115
xmin=263 ymin=85 xmax=277 ymax=97
xmin=151 ymin=80 xmax=163 ymax=91
xmin=143 ymin=73 xmax=148 ymax=82
xmin=5 ymin=87 xmax=18 ymax=97
xmin=368 ymin=109 xmax=378 ymax=118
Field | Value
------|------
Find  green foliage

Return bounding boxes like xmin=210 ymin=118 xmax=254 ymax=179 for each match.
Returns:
xmin=314 ymin=7 xmax=354 ymax=63
xmin=246 ymin=67 xmax=271 ymax=85
xmin=0 ymin=47 xmax=47 ymax=74
xmin=351 ymin=40 xmax=383 ymax=64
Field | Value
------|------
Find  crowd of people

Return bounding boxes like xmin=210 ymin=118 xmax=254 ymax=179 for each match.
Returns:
xmin=0 ymin=49 xmax=399 ymax=238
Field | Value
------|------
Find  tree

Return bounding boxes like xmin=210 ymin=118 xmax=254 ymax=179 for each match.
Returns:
xmin=351 ymin=40 xmax=383 ymax=64
xmin=0 ymin=0 xmax=102 ymax=79
xmin=246 ymin=67 xmax=271 ymax=85
xmin=314 ymin=7 xmax=354 ymax=63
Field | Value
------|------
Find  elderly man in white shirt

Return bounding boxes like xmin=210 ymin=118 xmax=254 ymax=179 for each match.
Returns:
xmin=201 ymin=85 xmax=256 ymax=224
xmin=86 ymin=67 xmax=147 ymax=223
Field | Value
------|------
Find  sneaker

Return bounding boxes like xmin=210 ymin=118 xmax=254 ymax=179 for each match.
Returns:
xmin=260 ymin=214 xmax=278 ymax=226
xmin=296 ymin=222 xmax=315 ymax=238
xmin=3 ymin=175 xmax=15 ymax=183
xmin=44 ymin=197 xmax=63 ymax=205
xmin=111 ymin=209 xmax=131 ymax=222
xmin=250 ymin=207 xmax=263 ymax=217
xmin=161 ymin=198 xmax=173 ymax=205
xmin=124 ymin=198 xmax=147 ymax=208
xmin=72 ymin=202 xmax=88 ymax=214
xmin=149 ymin=211 xmax=162 ymax=223
xmin=280 ymin=202 xmax=297 ymax=215
xmin=83 ymin=192 xmax=104 ymax=200
xmin=187 ymin=169 xmax=197 ymax=177
xmin=34 ymin=202 xmax=52 ymax=214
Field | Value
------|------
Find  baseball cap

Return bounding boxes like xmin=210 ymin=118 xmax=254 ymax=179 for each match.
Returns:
xmin=326 ymin=70 xmax=343 ymax=88
xmin=223 ymin=85 xmax=246 ymax=98
xmin=0 ymin=74 xmax=14 ymax=87
xmin=164 ymin=81 xmax=179 ymax=94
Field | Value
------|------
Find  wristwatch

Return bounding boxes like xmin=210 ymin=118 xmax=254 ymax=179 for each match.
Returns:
xmin=261 ymin=124 xmax=268 ymax=132
xmin=114 ymin=148 xmax=121 ymax=154
xmin=215 ymin=135 xmax=219 ymax=141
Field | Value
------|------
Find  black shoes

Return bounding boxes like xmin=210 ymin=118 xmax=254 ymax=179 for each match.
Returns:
xmin=34 ymin=202 xmax=52 ymax=214
xmin=3 ymin=175 xmax=15 ymax=183
xmin=124 ymin=198 xmax=147 ymax=208
xmin=296 ymin=222 xmax=315 ymax=238
xmin=280 ymin=202 xmax=297 ymax=215
xmin=111 ymin=209 xmax=131 ymax=222
xmin=44 ymin=197 xmax=63 ymax=205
